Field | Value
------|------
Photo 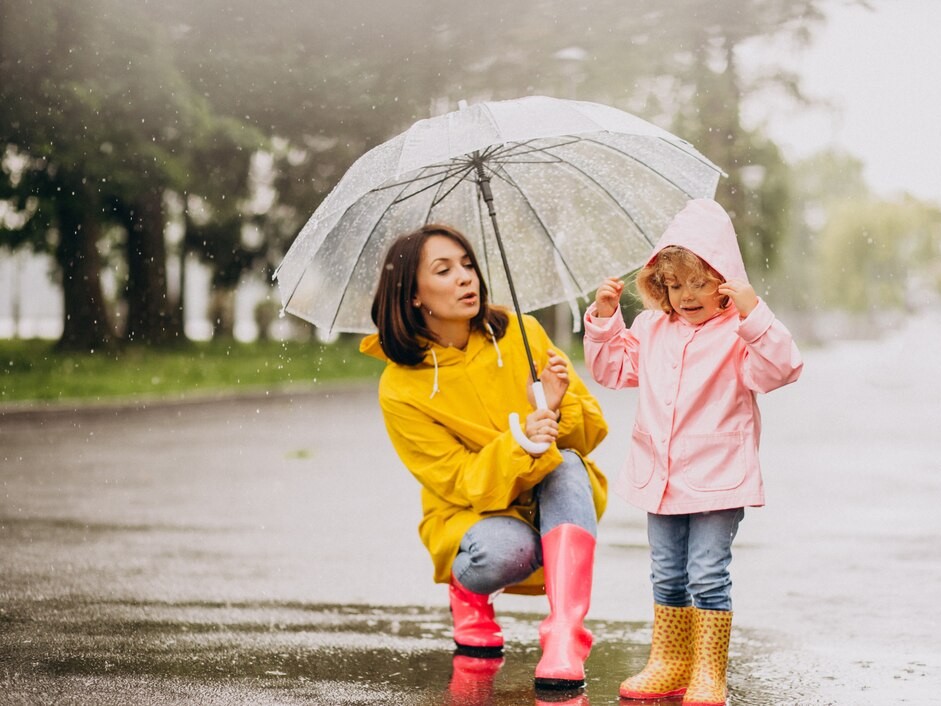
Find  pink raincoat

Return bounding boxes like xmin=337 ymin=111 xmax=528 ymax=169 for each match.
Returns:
xmin=583 ymin=199 xmax=802 ymax=514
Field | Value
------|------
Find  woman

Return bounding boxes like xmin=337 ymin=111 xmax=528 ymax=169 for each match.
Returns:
xmin=359 ymin=224 xmax=608 ymax=689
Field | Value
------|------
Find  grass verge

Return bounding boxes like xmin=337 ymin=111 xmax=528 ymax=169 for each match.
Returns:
xmin=0 ymin=337 xmax=384 ymax=404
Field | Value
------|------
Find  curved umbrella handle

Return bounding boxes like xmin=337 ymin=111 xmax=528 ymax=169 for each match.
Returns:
xmin=509 ymin=381 xmax=552 ymax=455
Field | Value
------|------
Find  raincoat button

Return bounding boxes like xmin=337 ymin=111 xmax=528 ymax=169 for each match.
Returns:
xmin=665 ymin=400 xmax=672 ymax=406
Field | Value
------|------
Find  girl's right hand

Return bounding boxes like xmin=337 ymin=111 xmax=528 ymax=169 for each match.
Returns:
xmin=593 ymin=277 xmax=624 ymax=318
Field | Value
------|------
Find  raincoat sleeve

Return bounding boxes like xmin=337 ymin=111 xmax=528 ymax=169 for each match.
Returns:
xmin=736 ymin=299 xmax=803 ymax=393
xmin=582 ymin=303 xmax=643 ymax=390
xmin=379 ymin=389 xmax=570 ymax=515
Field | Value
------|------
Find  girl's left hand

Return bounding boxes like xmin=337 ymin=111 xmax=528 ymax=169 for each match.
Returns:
xmin=532 ymin=350 xmax=569 ymax=414
xmin=718 ymin=278 xmax=758 ymax=319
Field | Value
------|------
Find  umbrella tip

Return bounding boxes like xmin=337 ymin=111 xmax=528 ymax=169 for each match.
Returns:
xmin=458 ymin=99 xmax=469 ymax=111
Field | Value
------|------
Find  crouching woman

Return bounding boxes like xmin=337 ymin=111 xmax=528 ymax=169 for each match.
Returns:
xmin=360 ymin=224 xmax=608 ymax=689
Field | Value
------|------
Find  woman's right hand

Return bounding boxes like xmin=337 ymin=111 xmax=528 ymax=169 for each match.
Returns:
xmin=524 ymin=408 xmax=559 ymax=456
xmin=594 ymin=277 xmax=624 ymax=318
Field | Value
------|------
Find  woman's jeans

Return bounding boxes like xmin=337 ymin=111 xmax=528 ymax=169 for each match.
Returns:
xmin=451 ymin=450 xmax=596 ymax=595
xmin=647 ymin=508 xmax=745 ymax=612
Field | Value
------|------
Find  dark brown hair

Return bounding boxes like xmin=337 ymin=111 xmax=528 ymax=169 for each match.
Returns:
xmin=635 ymin=245 xmax=729 ymax=315
xmin=370 ymin=224 xmax=509 ymax=365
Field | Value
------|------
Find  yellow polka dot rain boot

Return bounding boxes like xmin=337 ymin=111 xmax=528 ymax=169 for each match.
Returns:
xmin=682 ymin=608 xmax=732 ymax=706
xmin=619 ymin=604 xmax=694 ymax=700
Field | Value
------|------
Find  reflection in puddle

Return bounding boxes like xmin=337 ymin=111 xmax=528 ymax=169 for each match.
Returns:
xmin=0 ymin=599 xmax=829 ymax=705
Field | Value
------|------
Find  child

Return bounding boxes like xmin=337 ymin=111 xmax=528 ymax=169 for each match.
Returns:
xmin=583 ymin=199 xmax=802 ymax=705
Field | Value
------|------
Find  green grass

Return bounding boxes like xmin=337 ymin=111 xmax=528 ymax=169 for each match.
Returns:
xmin=0 ymin=338 xmax=385 ymax=404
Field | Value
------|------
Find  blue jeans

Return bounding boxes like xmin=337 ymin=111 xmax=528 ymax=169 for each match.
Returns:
xmin=647 ymin=508 xmax=745 ymax=612
xmin=451 ymin=450 xmax=596 ymax=595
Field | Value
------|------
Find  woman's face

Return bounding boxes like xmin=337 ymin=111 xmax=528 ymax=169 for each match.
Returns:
xmin=413 ymin=235 xmax=480 ymax=326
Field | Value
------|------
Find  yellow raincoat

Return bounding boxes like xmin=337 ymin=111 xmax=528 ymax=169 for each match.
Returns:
xmin=360 ymin=311 xmax=608 ymax=594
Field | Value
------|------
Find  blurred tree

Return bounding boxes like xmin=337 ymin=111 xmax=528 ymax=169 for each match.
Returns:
xmin=2 ymin=0 xmax=863 ymax=349
xmin=0 ymin=0 xmax=262 ymax=348
xmin=818 ymin=200 xmax=911 ymax=313
xmin=785 ymin=149 xmax=941 ymax=317
xmin=0 ymin=0 xmax=117 ymax=350
xmin=650 ymin=0 xmax=830 ymax=276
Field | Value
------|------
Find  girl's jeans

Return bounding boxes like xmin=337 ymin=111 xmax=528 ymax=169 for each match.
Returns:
xmin=451 ymin=450 xmax=596 ymax=595
xmin=647 ymin=508 xmax=745 ymax=612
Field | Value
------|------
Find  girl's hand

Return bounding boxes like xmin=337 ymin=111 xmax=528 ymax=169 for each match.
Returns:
xmin=593 ymin=277 xmax=624 ymax=318
xmin=524 ymin=407 xmax=559 ymax=456
xmin=533 ymin=350 xmax=569 ymax=413
xmin=718 ymin=278 xmax=758 ymax=319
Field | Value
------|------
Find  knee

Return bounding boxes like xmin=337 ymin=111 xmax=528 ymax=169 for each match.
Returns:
xmin=541 ymin=450 xmax=591 ymax=494
xmin=457 ymin=521 xmax=541 ymax=593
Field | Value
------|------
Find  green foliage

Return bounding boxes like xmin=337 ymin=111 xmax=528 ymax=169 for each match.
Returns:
xmin=0 ymin=338 xmax=384 ymax=403
xmin=817 ymin=198 xmax=941 ymax=313
xmin=6 ymin=0 xmax=895 ymax=348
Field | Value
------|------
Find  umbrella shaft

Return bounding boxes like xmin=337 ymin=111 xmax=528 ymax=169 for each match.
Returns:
xmin=474 ymin=160 xmax=539 ymax=384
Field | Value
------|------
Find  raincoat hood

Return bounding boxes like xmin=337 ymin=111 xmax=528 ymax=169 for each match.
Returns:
xmin=648 ymin=198 xmax=748 ymax=282
xmin=360 ymin=326 xmax=505 ymax=399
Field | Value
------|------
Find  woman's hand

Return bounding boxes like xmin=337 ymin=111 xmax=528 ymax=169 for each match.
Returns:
xmin=593 ymin=277 xmax=624 ymax=318
xmin=717 ymin=278 xmax=758 ymax=319
xmin=524 ymin=407 xmax=559 ymax=456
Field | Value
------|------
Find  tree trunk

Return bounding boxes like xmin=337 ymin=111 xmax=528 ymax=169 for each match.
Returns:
xmin=208 ymin=287 xmax=236 ymax=339
xmin=54 ymin=182 xmax=115 ymax=352
xmin=124 ymin=188 xmax=186 ymax=345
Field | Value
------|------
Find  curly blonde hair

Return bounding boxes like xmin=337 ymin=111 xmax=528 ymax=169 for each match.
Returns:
xmin=635 ymin=246 xmax=728 ymax=315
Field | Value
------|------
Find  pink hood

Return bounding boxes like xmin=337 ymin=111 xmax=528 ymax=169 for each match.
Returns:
xmin=648 ymin=199 xmax=748 ymax=282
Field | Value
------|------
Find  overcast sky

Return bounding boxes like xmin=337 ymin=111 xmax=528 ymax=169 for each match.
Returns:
xmin=746 ymin=0 xmax=941 ymax=202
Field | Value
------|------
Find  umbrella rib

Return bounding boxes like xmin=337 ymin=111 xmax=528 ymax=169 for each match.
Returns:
xmin=487 ymin=164 xmax=585 ymax=293
xmin=372 ymin=161 xmax=470 ymax=196
xmin=574 ymin=135 xmax=711 ymax=199
xmin=327 ymin=172 xmax=430 ymax=332
xmin=421 ymin=169 xmax=452 ymax=224
xmin=491 ymin=137 xmax=582 ymax=161
xmin=429 ymin=164 xmax=478 ymax=210
xmin=519 ymin=144 xmax=653 ymax=246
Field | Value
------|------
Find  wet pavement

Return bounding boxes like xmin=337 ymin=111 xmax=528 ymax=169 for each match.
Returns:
xmin=2 ymin=314 xmax=940 ymax=704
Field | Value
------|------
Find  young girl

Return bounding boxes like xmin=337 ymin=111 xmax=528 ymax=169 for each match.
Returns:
xmin=583 ymin=199 xmax=802 ymax=705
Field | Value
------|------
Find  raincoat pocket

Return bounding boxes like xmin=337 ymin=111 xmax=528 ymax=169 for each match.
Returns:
xmin=679 ymin=431 xmax=748 ymax=492
xmin=628 ymin=427 xmax=656 ymax=488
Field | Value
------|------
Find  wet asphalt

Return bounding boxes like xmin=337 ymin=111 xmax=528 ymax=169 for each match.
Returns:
xmin=1 ymin=319 xmax=940 ymax=704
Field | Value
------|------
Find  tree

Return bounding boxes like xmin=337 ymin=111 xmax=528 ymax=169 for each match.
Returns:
xmin=1 ymin=0 xmax=117 ymax=349
xmin=1 ymin=0 xmax=262 ymax=348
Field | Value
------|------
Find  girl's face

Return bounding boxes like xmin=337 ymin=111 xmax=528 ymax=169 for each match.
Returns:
xmin=413 ymin=235 xmax=480 ymax=327
xmin=665 ymin=274 xmax=724 ymax=325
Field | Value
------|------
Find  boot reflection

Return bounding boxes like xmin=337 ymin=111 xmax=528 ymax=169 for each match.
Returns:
xmin=535 ymin=690 xmax=591 ymax=705
xmin=448 ymin=652 xmax=505 ymax=706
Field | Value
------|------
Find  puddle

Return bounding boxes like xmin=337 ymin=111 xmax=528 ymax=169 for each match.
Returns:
xmin=0 ymin=600 xmax=832 ymax=705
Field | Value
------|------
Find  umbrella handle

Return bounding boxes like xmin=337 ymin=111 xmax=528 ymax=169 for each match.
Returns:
xmin=509 ymin=381 xmax=552 ymax=455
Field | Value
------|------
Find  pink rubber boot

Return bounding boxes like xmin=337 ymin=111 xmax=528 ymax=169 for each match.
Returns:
xmin=534 ymin=524 xmax=596 ymax=690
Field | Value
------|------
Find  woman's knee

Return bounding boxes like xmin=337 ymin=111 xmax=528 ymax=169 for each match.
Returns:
xmin=540 ymin=450 xmax=591 ymax=494
xmin=536 ymin=451 xmax=596 ymax=535
xmin=454 ymin=517 xmax=541 ymax=594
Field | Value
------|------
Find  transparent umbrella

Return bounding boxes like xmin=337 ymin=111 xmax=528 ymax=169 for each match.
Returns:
xmin=274 ymin=95 xmax=723 ymax=451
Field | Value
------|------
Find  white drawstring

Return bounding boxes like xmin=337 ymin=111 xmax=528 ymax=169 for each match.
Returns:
xmin=429 ymin=326 xmax=502 ymax=399
xmin=429 ymin=348 xmax=440 ymax=399
xmin=485 ymin=323 xmax=504 ymax=368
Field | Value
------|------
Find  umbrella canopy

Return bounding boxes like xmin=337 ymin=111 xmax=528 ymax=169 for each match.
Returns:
xmin=275 ymin=95 xmax=723 ymax=334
